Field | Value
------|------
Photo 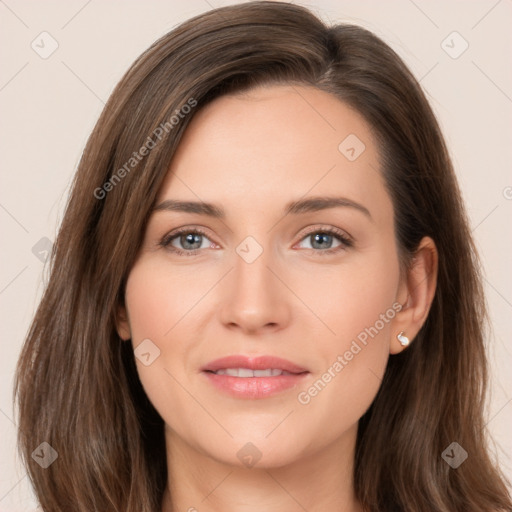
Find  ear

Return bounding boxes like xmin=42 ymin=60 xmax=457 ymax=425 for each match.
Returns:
xmin=115 ymin=300 xmax=131 ymax=341
xmin=390 ymin=236 xmax=438 ymax=354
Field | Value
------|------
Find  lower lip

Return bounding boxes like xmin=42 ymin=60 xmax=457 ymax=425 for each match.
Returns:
xmin=202 ymin=371 xmax=309 ymax=399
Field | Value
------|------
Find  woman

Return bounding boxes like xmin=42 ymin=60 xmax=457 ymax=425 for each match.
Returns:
xmin=14 ymin=2 xmax=512 ymax=511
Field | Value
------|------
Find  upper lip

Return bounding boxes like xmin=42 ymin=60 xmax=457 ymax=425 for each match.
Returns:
xmin=201 ymin=355 xmax=309 ymax=374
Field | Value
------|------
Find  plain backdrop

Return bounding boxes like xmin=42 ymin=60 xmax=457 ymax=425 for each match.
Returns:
xmin=1 ymin=0 xmax=511 ymax=509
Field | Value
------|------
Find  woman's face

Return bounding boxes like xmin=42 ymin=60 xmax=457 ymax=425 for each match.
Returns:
xmin=118 ymin=84 xmax=408 ymax=468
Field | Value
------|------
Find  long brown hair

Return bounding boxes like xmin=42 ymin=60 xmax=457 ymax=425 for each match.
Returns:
xmin=14 ymin=2 xmax=512 ymax=511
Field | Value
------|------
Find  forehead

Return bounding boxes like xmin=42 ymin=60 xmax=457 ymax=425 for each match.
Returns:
xmin=156 ymin=84 xmax=390 ymax=221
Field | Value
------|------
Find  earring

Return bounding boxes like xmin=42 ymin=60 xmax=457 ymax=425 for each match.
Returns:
xmin=397 ymin=331 xmax=410 ymax=347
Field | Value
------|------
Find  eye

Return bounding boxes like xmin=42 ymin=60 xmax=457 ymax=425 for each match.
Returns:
xmin=159 ymin=226 xmax=353 ymax=257
xmin=159 ymin=228 xmax=215 ymax=256
xmin=295 ymin=227 xmax=353 ymax=255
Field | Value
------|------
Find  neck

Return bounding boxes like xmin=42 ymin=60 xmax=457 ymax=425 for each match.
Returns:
xmin=161 ymin=423 xmax=363 ymax=512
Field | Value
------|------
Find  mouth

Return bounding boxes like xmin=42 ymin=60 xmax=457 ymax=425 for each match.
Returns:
xmin=201 ymin=354 xmax=308 ymax=374
xmin=201 ymin=355 xmax=310 ymax=399
xmin=204 ymin=368 xmax=299 ymax=377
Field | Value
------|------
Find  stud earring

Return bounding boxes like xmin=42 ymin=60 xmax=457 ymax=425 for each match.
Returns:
xmin=397 ymin=331 xmax=410 ymax=347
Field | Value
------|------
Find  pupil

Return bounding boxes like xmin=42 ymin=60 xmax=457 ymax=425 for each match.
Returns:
xmin=182 ymin=233 xmax=201 ymax=250
xmin=312 ymin=233 xmax=331 ymax=249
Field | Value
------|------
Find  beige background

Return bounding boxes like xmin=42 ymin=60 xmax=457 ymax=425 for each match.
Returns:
xmin=1 ymin=0 xmax=511 ymax=509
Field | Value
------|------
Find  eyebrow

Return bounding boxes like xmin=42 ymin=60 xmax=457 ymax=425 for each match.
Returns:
xmin=152 ymin=196 xmax=372 ymax=220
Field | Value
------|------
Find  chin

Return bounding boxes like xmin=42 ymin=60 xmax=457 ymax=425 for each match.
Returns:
xmin=201 ymin=434 xmax=309 ymax=470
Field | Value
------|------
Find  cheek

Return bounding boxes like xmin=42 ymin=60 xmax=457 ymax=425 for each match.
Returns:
xmin=123 ymin=260 xmax=208 ymax=431
xmin=124 ymin=256 xmax=212 ymax=339
xmin=294 ymin=248 xmax=399 ymax=433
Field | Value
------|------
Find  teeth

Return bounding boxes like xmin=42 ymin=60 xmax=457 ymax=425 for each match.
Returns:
xmin=213 ymin=368 xmax=293 ymax=377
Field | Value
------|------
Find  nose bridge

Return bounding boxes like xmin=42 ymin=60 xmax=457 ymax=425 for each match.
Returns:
xmin=234 ymin=240 xmax=272 ymax=298
xmin=218 ymin=234 xmax=290 ymax=332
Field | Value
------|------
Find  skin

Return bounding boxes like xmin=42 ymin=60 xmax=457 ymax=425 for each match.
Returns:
xmin=117 ymin=84 xmax=438 ymax=512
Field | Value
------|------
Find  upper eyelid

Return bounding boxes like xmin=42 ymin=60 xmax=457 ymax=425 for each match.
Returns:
xmin=160 ymin=226 xmax=213 ymax=246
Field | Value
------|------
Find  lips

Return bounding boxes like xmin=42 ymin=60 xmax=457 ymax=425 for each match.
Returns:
xmin=201 ymin=355 xmax=310 ymax=399
xmin=201 ymin=355 xmax=308 ymax=375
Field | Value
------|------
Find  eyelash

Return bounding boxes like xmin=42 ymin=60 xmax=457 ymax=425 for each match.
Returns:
xmin=159 ymin=226 xmax=353 ymax=257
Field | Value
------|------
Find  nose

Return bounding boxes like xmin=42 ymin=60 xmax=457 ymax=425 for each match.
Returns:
xmin=218 ymin=243 xmax=291 ymax=335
